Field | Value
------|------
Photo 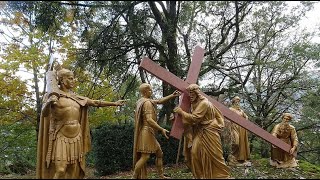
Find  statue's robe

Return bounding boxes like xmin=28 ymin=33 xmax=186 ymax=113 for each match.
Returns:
xmin=270 ymin=123 xmax=298 ymax=168
xmin=228 ymin=107 xmax=250 ymax=163
xmin=182 ymin=97 xmax=230 ymax=179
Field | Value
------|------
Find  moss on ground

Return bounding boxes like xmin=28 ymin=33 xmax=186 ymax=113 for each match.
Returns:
xmin=1 ymin=159 xmax=319 ymax=179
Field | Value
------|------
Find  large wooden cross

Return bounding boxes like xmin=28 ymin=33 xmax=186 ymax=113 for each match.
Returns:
xmin=139 ymin=46 xmax=294 ymax=155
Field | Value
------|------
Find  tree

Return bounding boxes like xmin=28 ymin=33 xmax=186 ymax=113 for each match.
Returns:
xmin=298 ymin=77 xmax=320 ymax=165
xmin=0 ymin=52 xmax=36 ymax=173
xmin=66 ymin=1 xmax=256 ymax=124
xmin=1 ymin=1 xmax=320 ymax=167
xmin=200 ymin=1 xmax=320 ymax=157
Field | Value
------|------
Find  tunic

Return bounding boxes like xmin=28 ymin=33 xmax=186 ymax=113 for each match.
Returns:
xmin=133 ymin=98 xmax=162 ymax=178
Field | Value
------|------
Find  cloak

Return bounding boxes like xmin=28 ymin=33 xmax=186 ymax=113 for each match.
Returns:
xmin=36 ymin=92 xmax=90 ymax=179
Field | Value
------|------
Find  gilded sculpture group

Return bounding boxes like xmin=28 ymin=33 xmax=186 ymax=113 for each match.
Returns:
xmin=36 ymin=66 xmax=299 ymax=179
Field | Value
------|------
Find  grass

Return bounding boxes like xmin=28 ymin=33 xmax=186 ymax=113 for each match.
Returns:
xmin=1 ymin=159 xmax=319 ymax=179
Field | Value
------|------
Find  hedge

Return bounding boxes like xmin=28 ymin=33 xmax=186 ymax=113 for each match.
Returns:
xmin=91 ymin=123 xmax=182 ymax=176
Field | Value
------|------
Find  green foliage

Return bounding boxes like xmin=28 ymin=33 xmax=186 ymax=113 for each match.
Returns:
xmin=220 ymin=124 xmax=232 ymax=160
xmin=92 ymin=122 xmax=135 ymax=175
xmin=299 ymin=160 xmax=320 ymax=174
xmin=250 ymin=153 xmax=262 ymax=160
xmin=2 ymin=158 xmax=320 ymax=179
xmin=34 ymin=2 xmax=66 ymax=33
xmin=0 ymin=123 xmax=37 ymax=175
xmin=250 ymin=137 xmax=271 ymax=158
xmin=0 ymin=70 xmax=33 ymax=125
xmin=0 ymin=55 xmax=36 ymax=173
xmin=91 ymin=123 xmax=181 ymax=176
xmin=297 ymin=81 xmax=320 ymax=165
xmin=72 ymin=69 xmax=130 ymax=127
xmin=88 ymin=158 xmax=320 ymax=179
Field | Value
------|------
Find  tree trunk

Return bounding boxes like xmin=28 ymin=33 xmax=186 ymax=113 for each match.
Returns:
xmin=33 ymin=65 xmax=42 ymax=140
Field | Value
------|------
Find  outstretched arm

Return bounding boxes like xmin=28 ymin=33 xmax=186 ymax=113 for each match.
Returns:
xmin=154 ymin=90 xmax=181 ymax=104
xmin=87 ymin=99 xmax=127 ymax=107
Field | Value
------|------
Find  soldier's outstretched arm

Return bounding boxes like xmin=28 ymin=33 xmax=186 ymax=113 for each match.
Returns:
xmin=155 ymin=90 xmax=181 ymax=104
xmin=87 ymin=99 xmax=127 ymax=107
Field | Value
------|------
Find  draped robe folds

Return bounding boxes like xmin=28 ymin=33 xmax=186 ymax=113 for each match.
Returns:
xmin=182 ymin=97 xmax=230 ymax=179
xmin=228 ymin=107 xmax=250 ymax=162
xmin=36 ymin=93 xmax=91 ymax=179
xmin=270 ymin=123 xmax=298 ymax=168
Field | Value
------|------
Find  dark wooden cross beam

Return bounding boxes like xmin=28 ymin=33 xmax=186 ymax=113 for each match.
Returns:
xmin=139 ymin=46 xmax=294 ymax=155
xmin=171 ymin=46 xmax=205 ymax=139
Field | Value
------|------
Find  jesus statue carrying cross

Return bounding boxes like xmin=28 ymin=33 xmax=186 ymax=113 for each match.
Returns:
xmin=139 ymin=45 xmax=294 ymax=155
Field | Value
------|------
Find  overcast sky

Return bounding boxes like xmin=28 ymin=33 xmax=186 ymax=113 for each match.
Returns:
xmin=293 ymin=1 xmax=320 ymax=42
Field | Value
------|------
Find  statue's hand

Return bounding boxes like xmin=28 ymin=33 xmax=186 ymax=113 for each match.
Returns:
xmin=161 ymin=128 xmax=169 ymax=139
xmin=172 ymin=90 xmax=181 ymax=97
xmin=289 ymin=147 xmax=296 ymax=155
xmin=173 ymin=106 xmax=182 ymax=114
xmin=116 ymin=99 xmax=127 ymax=106
xmin=48 ymin=95 xmax=58 ymax=105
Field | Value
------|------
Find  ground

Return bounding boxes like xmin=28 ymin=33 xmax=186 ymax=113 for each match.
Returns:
xmin=1 ymin=159 xmax=319 ymax=179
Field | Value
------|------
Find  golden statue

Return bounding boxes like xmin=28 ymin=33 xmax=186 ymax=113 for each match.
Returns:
xmin=133 ymin=83 xmax=180 ymax=179
xmin=174 ymin=84 xmax=230 ymax=179
xmin=227 ymin=96 xmax=251 ymax=166
xmin=36 ymin=67 xmax=126 ymax=179
xmin=270 ymin=112 xmax=298 ymax=168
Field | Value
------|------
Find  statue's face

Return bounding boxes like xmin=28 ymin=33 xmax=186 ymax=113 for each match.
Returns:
xmin=62 ymin=74 xmax=75 ymax=89
xmin=282 ymin=114 xmax=291 ymax=123
xmin=189 ymin=90 xmax=198 ymax=103
xmin=144 ymin=86 xmax=152 ymax=98
xmin=233 ymin=99 xmax=240 ymax=106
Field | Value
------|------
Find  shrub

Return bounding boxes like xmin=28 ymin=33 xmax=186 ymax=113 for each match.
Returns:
xmin=0 ymin=124 xmax=36 ymax=175
xmin=92 ymin=123 xmax=134 ymax=175
xmin=91 ymin=123 xmax=182 ymax=176
xmin=152 ymin=124 xmax=182 ymax=166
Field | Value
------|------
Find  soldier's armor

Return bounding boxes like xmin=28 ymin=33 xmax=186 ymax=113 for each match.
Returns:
xmin=49 ymin=96 xmax=84 ymax=164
